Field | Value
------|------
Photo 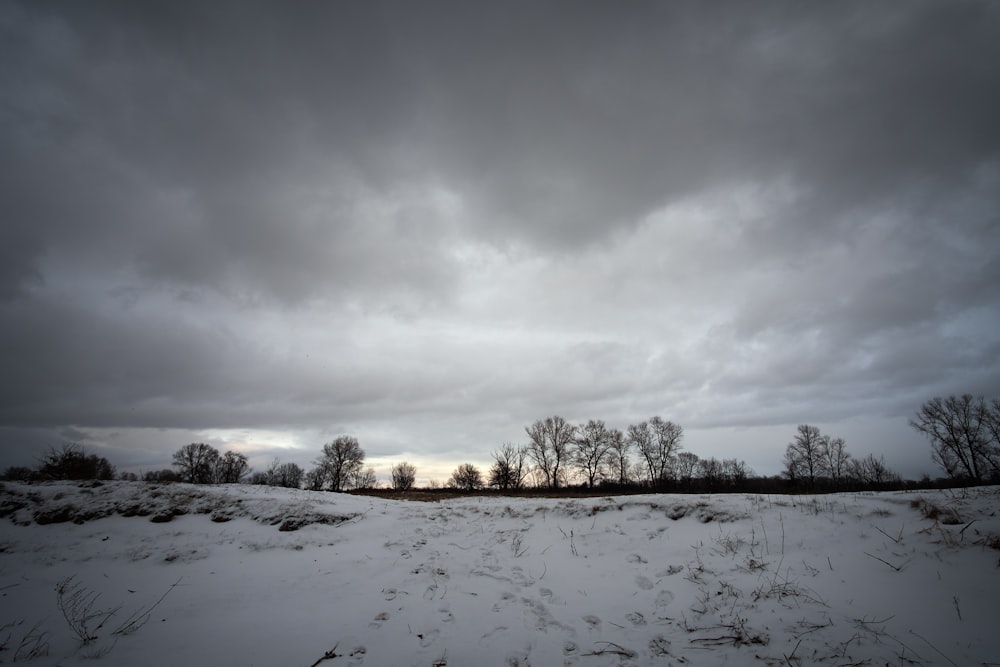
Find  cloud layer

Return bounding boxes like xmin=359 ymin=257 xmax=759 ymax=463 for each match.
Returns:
xmin=2 ymin=1 xmax=999 ymax=479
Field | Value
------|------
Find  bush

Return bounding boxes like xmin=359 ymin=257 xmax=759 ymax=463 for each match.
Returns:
xmin=37 ymin=444 xmax=116 ymax=481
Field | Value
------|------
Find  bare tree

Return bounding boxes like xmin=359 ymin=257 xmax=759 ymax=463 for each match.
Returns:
xmin=573 ymin=419 xmax=612 ymax=488
xmin=313 ymin=436 xmax=365 ymax=492
xmin=721 ymin=458 xmax=751 ymax=488
xmin=627 ymin=421 xmax=654 ymax=486
xmin=172 ymin=443 xmax=220 ymax=484
xmin=449 ymin=463 xmax=484 ymax=491
xmin=848 ymin=454 xmax=900 ymax=487
xmin=605 ymin=428 xmax=631 ymax=486
xmin=783 ymin=425 xmax=827 ymax=488
xmin=488 ymin=443 xmax=529 ymax=491
xmin=821 ymin=436 xmax=850 ymax=487
xmin=674 ymin=451 xmax=700 ymax=487
xmin=910 ymin=395 xmax=999 ymax=482
xmin=698 ymin=456 xmax=723 ymax=490
xmin=391 ymin=461 xmax=417 ymax=491
xmin=628 ymin=416 xmax=683 ymax=487
xmin=215 ymin=450 xmax=250 ymax=484
xmin=525 ymin=416 xmax=576 ymax=489
xmin=38 ymin=443 xmax=116 ymax=481
xmin=264 ymin=460 xmax=304 ymax=488
xmin=354 ymin=466 xmax=378 ymax=489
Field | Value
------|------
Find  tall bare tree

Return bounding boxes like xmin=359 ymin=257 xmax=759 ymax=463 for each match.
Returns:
xmin=525 ymin=416 xmax=576 ymax=489
xmin=313 ymin=436 xmax=365 ymax=492
xmin=910 ymin=395 xmax=999 ymax=482
xmin=264 ymin=459 xmax=304 ymax=488
xmin=488 ymin=443 xmax=529 ymax=490
xmin=628 ymin=416 xmax=683 ymax=487
xmin=605 ymin=428 xmax=631 ymax=486
xmin=674 ymin=451 xmax=700 ymax=487
xmin=216 ymin=450 xmax=250 ymax=484
xmin=783 ymin=424 xmax=827 ymax=488
xmin=821 ymin=436 xmax=850 ymax=487
xmin=848 ymin=454 xmax=900 ymax=487
xmin=172 ymin=443 xmax=220 ymax=484
xmin=574 ymin=419 xmax=613 ymax=488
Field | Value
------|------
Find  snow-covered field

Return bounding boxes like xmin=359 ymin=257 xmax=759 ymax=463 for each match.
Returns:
xmin=1 ymin=482 xmax=998 ymax=666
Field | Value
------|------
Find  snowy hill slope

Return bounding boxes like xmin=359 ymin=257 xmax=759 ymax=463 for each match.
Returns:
xmin=1 ymin=482 xmax=998 ymax=666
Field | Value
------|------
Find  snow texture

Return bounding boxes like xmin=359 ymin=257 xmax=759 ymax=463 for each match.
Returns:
xmin=1 ymin=481 xmax=998 ymax=666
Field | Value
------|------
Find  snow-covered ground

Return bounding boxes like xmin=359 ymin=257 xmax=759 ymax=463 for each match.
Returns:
xmin=1 ymin=482 xmax=998 ymax=666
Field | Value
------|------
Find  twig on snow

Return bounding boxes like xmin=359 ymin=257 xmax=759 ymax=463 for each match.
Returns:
xmin=309 ymin=642 xmax=340 ymax=667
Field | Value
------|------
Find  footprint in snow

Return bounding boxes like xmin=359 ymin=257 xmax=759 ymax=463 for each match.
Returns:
xmin=634 ymin=575 xmax=654 ymax=590
xmin=582 ymin=614 xmax=601 ymax=630
xmin=625 ymin=611 xmax=646 ymax=626
xmin=382 ymin=588 xmax=397 ymax=601
xmin=438 ymin=608 xmax=454 ymax=623
xmin=369 ymin=611 xmax=390 ymax=629
xmin=654 ymin=590 xmax=675 ymax=617
xmin=348 ymin=646 xmax=366 ymax=664
xmin=416 ymin=628 xmax=439 ymax=648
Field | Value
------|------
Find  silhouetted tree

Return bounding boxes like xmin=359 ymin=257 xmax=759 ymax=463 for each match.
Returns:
xmin=449 ymin=463 xmax=484 ymax=491
xmin=525 ymin=416 xmax=576 ymax=489
xmin=488 ymin=443 xmax=529 ymax=490
xmin=215 ymin=450 xmax=250 ymax=484
xmin=822 ymin=436 xmax=850 ymax=487
xmin=172 ymin=443 xmax=220 ymax=484
xmin=783 ymin=425 xmax=826 ymax=488
xmin=391 ymin=461 xmax=417 ymax=491
xmin=354 ymin=466 xmax=378 ymax=489
xmin=720 ymin=458 xmax=751 ymax=489
xmin=699 ymin=456 xmax=723 ymax=490
xmin=674 ymin=451 xmax=700 ymax=488
xmin=573 ymin=419 xmax=612 ymax=488
xmin=629 ymin=417 xmax=683 ymax=487
xmin=2 ymin=466 xmax=36 ymax=482
xmin=910 ymin=395 xmax=1000 ymax=482
xmin=143 ymin=468 xmax=181 ymax=482
xmin=605 ymin=428 xmax=631 ymax=486
xmin=848 ymin=454 xmax=900 ymax=487
xmin=312 ymin=436 xmax=365 ymax=492
xmin=263 ymin=460 xmax=304 ymax=488
xmin=38 ymin=444 xmax=116 ymax=481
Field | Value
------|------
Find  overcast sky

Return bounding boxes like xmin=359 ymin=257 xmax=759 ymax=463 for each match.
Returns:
xmin=2 ymin=1 xmax=999 ymax=483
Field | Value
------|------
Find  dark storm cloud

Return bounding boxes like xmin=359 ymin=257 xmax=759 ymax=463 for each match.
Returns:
xmin=1 ymin=0 xmax=999 ymax=474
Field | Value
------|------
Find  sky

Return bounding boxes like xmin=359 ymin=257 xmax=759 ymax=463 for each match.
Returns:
xmin=2 ymin=1 xmax=999 ymax=484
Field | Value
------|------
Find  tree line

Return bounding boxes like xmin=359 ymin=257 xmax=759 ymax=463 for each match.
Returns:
xmin=5 ymin=394 xmax=999 ymax=491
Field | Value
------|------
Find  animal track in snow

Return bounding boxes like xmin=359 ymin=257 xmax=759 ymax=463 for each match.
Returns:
xmin=415 ymin=628 xmax=439 ymax=648
xmin=348 ymin=646 xmax=367 ymax=664
xmin=654 ymin=590 xmax=675 ymax=617
xmin=634 ymin=575 xmax=654 ymax=590
xmin=625 ymin=611 xmax=646 ymax=626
